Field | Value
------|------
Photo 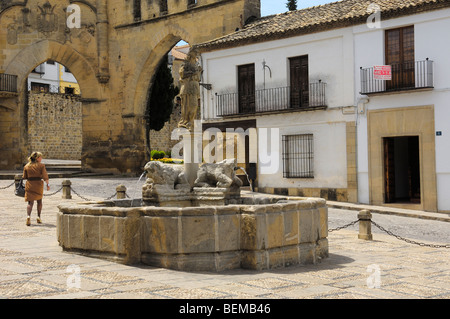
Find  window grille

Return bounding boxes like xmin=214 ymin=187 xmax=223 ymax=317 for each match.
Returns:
xmin=282 ymin=134 xmax=314 ymax=178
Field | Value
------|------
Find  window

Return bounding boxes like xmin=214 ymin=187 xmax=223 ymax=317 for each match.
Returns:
xmin=282 ymin=134 xmax=314 ymax=178
xmin=237 ymin=64 xmax=255 ymax=114
xmin=385 ymin=26 xmax=415 ymax=90
xmin=160 ymin=0 xmax=168 ymax=14
xmin=188 ymin=0 xmax=198 ymax=7
xmin=133 ymin=0 xmax=141 ymax=21
xmin=30 ymin=82 xmax=50 ymax=93
xmin=289 ymin=55 xmax=309 ymax=108
xmin=65 ymin=87 xmax=75 ymax=95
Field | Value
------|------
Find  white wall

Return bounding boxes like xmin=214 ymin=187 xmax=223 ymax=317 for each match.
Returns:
xmin=27 ymin=62 xmax=78 ymax=87
xmin=257 ymin=109 xmax=349 ymax=189
xmin=199 ymin=7 xmax=450 ymax=209
xmin=27 ymin=61 xmax=59 ymax=92
xmin=353 ymin=8 xmax=450 ymax=210
xmin=200 ymin=26 xmax=356 ymax=189
xmin=201 ymin=27 xmax=355 ymax=119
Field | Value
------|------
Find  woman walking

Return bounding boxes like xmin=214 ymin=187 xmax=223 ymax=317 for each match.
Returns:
xmin=23 ymin=152 xmax=50 ymax=226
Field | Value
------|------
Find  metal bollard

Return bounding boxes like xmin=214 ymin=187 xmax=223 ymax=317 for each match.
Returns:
xmin=358 ymin=210 xmax=373 ymax=240
xmin=62 ymin=180 xmax=72 ymax=199
xmin=116 ymin=185 xmax=127 ymax=199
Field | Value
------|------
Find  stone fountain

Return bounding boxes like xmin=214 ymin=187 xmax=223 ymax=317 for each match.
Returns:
xmin=56 ymin=50 xmax=329 ymax=272
xmin=56 ymin=160 xmax=328 ymax=271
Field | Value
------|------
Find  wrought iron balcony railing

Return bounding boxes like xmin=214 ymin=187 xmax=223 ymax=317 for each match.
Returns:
xmin=360 ymin=59 xmax=433 ymax=95
xmin=0 ymin=73 xmax=18 ymax=94
xmin=216 ymin=82 xmax=326 ymax=117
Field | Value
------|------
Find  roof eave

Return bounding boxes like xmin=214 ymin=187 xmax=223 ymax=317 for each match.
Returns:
xmin=194 ymin=1 xmax=450 ymax=53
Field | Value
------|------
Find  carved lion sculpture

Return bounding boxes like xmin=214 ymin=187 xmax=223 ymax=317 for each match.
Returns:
xmin=194 ymin=159 xmax=243 ymax=188
xmin=144 ymin=161 xmax=188 ymax=189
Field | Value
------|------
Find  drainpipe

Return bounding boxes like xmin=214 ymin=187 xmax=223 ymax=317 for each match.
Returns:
xmin=355 ymin=95 xmax=369 ymax=204
xmin=357 ymin=95 xmax=369 ymax=115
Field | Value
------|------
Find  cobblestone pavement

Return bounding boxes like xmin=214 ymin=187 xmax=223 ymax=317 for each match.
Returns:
xmin=0 ymin=178 xmax=449 ymax=301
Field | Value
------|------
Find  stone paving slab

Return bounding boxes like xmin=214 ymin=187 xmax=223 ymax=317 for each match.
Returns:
xmin=0 ymin=179 xmax=449 ymax=302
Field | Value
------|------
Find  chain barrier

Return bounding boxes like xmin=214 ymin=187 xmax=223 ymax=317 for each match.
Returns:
xmin=69 ymin=186 xmax=95 ymax=201
xmin=329 ymin=218 xmax=449 ymax=249
xmin=329 ymin=220 xmax=358 ymax=232
xmin=43 ymin=185 xmax=63 ymax=197
xmin=370 ymin=220 xmax=450 ymax=249
xmin=0 ymin=181 xmax=15 ymax=190
xmin=104 ymin=192 xmax=118 ymax=201
xmin=70 ymin=186 xmax=122 ymax=202
xmin=0 ymin=180 xmax=128 ymax=201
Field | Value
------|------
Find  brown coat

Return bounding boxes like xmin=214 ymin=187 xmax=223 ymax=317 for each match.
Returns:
xmin=22 ymin=163 xmax=49 ymax=201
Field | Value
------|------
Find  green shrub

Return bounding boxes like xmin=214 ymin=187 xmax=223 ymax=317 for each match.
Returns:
xmin=151 ymin=150 xmax=166 ymax=159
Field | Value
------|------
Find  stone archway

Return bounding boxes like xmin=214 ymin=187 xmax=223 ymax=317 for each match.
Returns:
xmin=1 ymin=40 xmax=99 ymax=168
xmin=5 ymin=40 xmax=98 ymax=99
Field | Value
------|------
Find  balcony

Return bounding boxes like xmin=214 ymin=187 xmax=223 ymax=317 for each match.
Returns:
xmin=360 ymin=59 xmax=433 ymax=95
xmin=215 ymin=82 xmax=327 ymax=117
xmin=0 ymin=73 xmax=18 ymax=98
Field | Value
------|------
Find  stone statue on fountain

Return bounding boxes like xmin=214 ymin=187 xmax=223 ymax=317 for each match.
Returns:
xmin=142 ymin=49 xmax=242 ymax=206
xmin=178 ymin=49 xmax=202 ymax=131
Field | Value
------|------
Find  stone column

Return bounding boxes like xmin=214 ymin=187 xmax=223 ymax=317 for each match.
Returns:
xmin=358 ymin=210 xmax=373 ymax=240
xmin=116 ymin=185 xmax=127 ymax=199
xmin=178 ymin=50 xmax=202 ymax=187
xmin=95 ymin=0 xmax=110 ymax=83
xmin=62 ymin=180 xmax=72 ymax=199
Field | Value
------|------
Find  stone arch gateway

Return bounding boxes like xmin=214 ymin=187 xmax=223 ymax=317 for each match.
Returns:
xmin=0 ymin=0 xmax=260 ymax=173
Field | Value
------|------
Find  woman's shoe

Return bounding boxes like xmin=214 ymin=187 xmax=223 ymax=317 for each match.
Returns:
xmin=26 ymin=217 xmax=31 ymax=226
xmin=37 ymin=217 xmax=42 ymax=224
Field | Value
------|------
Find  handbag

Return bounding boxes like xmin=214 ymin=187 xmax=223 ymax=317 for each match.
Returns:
xmin=15 ymin=179 xmax=25 ymax=197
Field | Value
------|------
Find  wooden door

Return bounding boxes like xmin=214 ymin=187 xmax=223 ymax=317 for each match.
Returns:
xmin=385 ymin=26 xmax=415 ymax=90
xmin=289 ymin=55 xmax=309 ymax=108
xmin=408 ymin=136 xmax=421 ymax=203
xmin=383 ymin=137 xmax=396 ymax=203
xmin=238 ymin=64 xmax=255 ymax=114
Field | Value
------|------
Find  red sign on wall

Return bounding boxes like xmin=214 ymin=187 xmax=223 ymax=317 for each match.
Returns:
xmin=374 ymin=65 xmax=392 ymax=80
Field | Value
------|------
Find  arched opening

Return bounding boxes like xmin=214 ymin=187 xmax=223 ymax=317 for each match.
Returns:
xmin=146 ymin=40 xmax=192 ymax=158
xmin=2 ymin=40 xmax=99 ymax=169
xmin=26 ymin=60 xmax=82 ymax=161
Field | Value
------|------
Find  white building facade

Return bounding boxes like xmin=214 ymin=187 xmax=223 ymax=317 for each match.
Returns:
xmin=354 ymin=6 xmax=450 ymax=213
xmin=196 ymin=0 xmax=450 ymax=212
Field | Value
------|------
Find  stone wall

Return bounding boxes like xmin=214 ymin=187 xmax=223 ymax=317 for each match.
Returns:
xmin=27 ymin=92 xmax=82 ymax=160
xmin=149 ymin=102 xmax=182 ymax=154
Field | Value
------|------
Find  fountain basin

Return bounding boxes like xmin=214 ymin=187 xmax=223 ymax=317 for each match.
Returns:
xmin=57 ymin=195 xmax=328 ymax=272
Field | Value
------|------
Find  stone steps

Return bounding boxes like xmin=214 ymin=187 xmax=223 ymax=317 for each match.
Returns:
xmin=0 ymin=159 xmax=113 ymax=180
